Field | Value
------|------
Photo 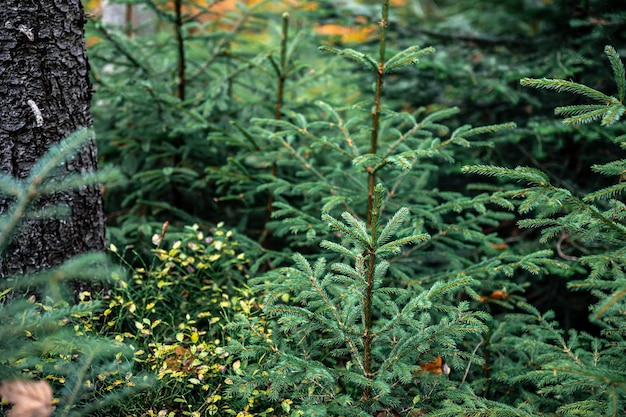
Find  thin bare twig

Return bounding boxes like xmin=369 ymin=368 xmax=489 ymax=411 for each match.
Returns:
xmin=460 ymin=339 xmax=483 ymax=387
xmin=557 ymin=231 xmax=579 ymax=261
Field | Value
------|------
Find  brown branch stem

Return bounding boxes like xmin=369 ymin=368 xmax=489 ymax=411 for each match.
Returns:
xmin=363 ymin=0 xmax=389 ymax=402
xmin=260 ymin=13 xmax=290 ymax=247
xmin=367 ymin=1 xmax=388 ymax=229
xmin=174 ymin=0 xmax=186 ymax=101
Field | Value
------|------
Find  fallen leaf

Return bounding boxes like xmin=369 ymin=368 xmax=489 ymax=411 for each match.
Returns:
xmin=419 ymin=356 xmax=450 ymax=375
xmin=0 ymin=380 xmax=54 ymax=417
xmin=490 ymin=242 xmax=508 ymax=250
xmin=479 ymin=290 xmax=509 ymax=303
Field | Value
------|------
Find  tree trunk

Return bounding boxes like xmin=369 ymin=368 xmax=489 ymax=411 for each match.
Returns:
xmin=0 ymin=0 xmax=105 ymax=277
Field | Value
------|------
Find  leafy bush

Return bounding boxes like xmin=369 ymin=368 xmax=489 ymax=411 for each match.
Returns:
xmin=83 ymin=222 xmax=256 ymax=416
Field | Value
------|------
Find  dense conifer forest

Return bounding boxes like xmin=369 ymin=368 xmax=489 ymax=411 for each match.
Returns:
xmin=2 ymin=1 xmax=626 ymax=416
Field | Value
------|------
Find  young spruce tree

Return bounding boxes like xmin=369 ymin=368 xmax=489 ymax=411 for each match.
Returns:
xmin=225 ymin=1 xmax=564 ymax=415
xmin=463 ymin=45 xmax=626 ymax=417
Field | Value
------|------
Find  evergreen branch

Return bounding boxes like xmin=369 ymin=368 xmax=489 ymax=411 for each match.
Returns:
xmin=465 ymin=163 xmax=626 ymax=240
xmin=518 ymin=187 xmax=549 ymax=214
xmin=562 ymin=194 xmax=626 ymax=240
xmin=318 ymin=46 xmax=378 ymax=71
xmin=520 ymin=78 xmax=618 ymax=105
xmin=422 ymin=107 xmax=461 ymax=124
xmin=353 ymin=153 xmax=385 ymax=168
xmin=292 ymin=252 xmax=315 ymax=277
xmin=555 ymin=106 xmax=618 ymax=126
xmin=554 ymin=104 xmax=608 ymax=116
xmin=289 ymin=253 xmax=366 ymax=373
xmin=327 ymin=403 xmax=372 ymax=417
xmin=605 ymin=45 xmax=626 ymax=104
xmin=273 ymin=134 xmax=346 ymax=197
xmin=434 ymin=192 xmax=517 ymax=213
xmin=230 ymin=120 xmax=261 ymax=150
xmin=251 ymin=117 xmax=299 ymax=131
xmin=331 ymin=262 xmax=366 ymax=283
xmin=557 ymin=400 xmax=617 ymax=417
xmin=322 ymin=212 xmax=370 ymax=246
xmin=58 ymin=349 xmax=95 ymax=416
xmin=425 ymin=402 xmax=536 ymax=417
xmin=583 ymin=182 xmax=626 ymax=202
xmin=372 ymin=260 xmax=390 ymax=282
xmin=377 ymin=207 xmax=410 ymax=245
xmin=321 ymin=196 xmax=352 ymax=213
xmin=315 ymin=101 xmax=360 ymax=157
xmin=320 ymin=240 xmax=359 ymax=259
xmin=444 ymin=122 xmax=516 ymax=146
xmin=553 ymin=103 xmax=625 ymax=126
xmin=591 ymin=159 xmax=626 ymax=176
xmin=614 ymin=133 xmax=626 ymax=149
xmin=461 ymin=165 xmax=550 ymax=186
xmin=94 ymin=23 xmax=152 ymax=75
xmin=601 ymin=105 xmax=625 ymax=127
xmin=382 ymin=107 xmax=458 ymax=159
xmin=592 ymin=287 xmax=626 ymax=319
xmin=0 ymin=128 xmax=98 ymax=252
xmin=0 ymin=253 xmax=120 ymax=293
xmin=383 ymin=45 xmax=435 ymax=73
xmin=568 ymin=277 xmax=626 ymax=291
xmin=35 ymin=167 xmax=119 ymax=196
xmin=427 ymin=277 xmax=476 ymax=300
xmin=581 ymin=254 xmax=613 ymax=281
xmin=29 ymin=128 xmax=95 ymax=184
xmin=0 ymin=173 xmax=22 ymax=198
xmin=384 ymin=316 xmax=485 ymax=376
xmin=74 ymin=376 xmax=153 ymax=416
xmin=376 ymin=234 xmax=429 ymax=257
xmin=265 ymin=305 xmax=332 ymax=330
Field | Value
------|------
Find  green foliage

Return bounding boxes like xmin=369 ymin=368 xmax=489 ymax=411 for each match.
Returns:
xmin=464 ymin=45 xmax=626 ymax=416
xmin=89 ymin=0 xmax=347 ymax=250
xmin=83 ymin=1 xmax=626 ymax=416
xmin=228 ymin=192 xmax=492 ymax=415
xmin=0 ymin=128 xmax=115 ymax=252
xmin=376 ymin=0 xmax=626 ymax=200
xmin=84 ymin=222 xmax=254 ymax=416
xmin=222 ymin=1 xmax=564 ymax=415
xmin=521 ymin=46 xmax=626 ymax=127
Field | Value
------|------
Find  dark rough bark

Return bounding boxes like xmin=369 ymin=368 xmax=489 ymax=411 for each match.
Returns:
xmin=0 ymin=0 xmax=105 ymax=277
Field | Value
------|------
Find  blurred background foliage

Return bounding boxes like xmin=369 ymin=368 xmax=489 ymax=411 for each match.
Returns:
xmin=84 ymin=0 xmax=625 ymax=327
xmin=85 ymin=0 xmax=626 ymax=243
xmin=35 ymin=0 xmax=623 ymax=414
xmin=4 ymin=0 xmax=626 ymax=415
